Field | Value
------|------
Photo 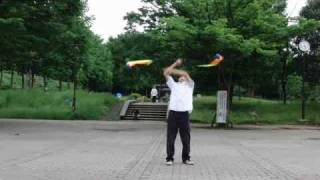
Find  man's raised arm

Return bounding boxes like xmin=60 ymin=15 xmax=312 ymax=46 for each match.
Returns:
xmin=170 ymin=69 xmax=193 ymax=82
xmin=163 ymin=59 xmax=182 ymax=80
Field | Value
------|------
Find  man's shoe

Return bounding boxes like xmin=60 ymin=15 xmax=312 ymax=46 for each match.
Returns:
xmin=166 ymin=160 xmax=173 ymax=166
xmin=183 ymin=160 xmax=194 ymax=165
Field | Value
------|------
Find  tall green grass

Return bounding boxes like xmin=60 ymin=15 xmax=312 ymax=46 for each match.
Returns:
xmin=0 ymin=89 xmax=118 ymax=120
xmin=191 ymin=96 xmax=320 ymax=125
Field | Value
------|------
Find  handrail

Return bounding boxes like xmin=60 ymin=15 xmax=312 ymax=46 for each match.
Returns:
xmin=119 ymin=100 xmax=137 ymax=119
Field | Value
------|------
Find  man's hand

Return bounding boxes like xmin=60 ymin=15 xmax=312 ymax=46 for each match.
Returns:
xmin=163 ymin=58 xmax=183 ymax=79
xmin=175 ymin=58 xmax=183 ymax=66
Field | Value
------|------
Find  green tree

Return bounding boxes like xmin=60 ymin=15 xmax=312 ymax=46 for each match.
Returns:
xmin=108 ymin=32 xmax=163 ymax=94
xmin=0 ymin=0 xmax=94 ymax=112
xmin=300 ymin=0 xmax=320 ymax=85
xmin=81 ymin=32 xmax=114 ymax=92
xmin=0 ymin=1 xmax=31 ymax=88
xmin=124 ymin=0 xmax=291 ymax=105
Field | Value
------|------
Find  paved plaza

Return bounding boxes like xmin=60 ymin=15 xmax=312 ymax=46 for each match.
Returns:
xmin=0 ymin=119 xmax=320 ymax=180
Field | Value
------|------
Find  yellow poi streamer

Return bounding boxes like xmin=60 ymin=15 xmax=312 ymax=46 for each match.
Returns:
xmin=126 ymin=60 xmax=153 ymax=68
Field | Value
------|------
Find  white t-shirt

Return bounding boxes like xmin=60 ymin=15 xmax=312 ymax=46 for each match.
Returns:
xmin=151 ymin=88 xmax=158 ymax=97
xmin=166 ymin=76 xmax=194 ymax=113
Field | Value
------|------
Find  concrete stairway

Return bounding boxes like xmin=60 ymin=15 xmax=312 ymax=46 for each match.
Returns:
xmin=120 ymin=102 xmax=168 ymax=121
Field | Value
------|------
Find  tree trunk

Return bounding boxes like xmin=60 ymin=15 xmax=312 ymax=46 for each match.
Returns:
xmin=228 ymin=84 xmax=234 ymax=107
xmin=301 ymin=55 xmax=307 ymax=120
xmin=227 ymin=56 xmax=235 ymax=109
xmin=28 ymin=68 xmax=32 ymax=88
xmin=248 ymin=88 xmax=255 ymax=97
xmin=31 ymin=72 xmax=35 ymax=88
xmin=10 ymin=68 xmax=14 ymax=88
xmin=43 ymin=76 xmax=48 ymax=91
xmin=59 ymin=79 xmax=62 ymax=91
xmin=281 ymin=77 xmax=287 ymax=105
xmin=87 ymin=76 xmax=90 ymax=92
xmin=0 ymin=65 xmax=3 ymax=87
xmin=72 ymin=76 xmax=77 ymax=112
xmin=21 ymin=73 xmax=25 ymax=89
xmin=238 ymin=85 xmax=241 ymax=101
xmin=217 ymin=65 xmax=222 ymax=90
xmin=281 ymin=47 xmax=288 ymax=105
xmin=205 ymin=0 xmax=211 ymax=24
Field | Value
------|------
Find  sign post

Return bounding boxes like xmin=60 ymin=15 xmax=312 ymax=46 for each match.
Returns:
xmin=216 ymin=91 xmax=228 ymax=124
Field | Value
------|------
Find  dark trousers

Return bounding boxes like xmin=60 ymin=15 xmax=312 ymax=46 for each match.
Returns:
xmin=152 ymin=96 xmax=156 ymax=103
xmin=166 ymin=110 xmax=191 ymax=162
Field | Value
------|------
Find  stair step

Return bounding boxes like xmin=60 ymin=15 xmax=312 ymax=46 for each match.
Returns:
xmin=139 ymin=112 xmax=167 ymax=115
xmin=129 ymin=107 xmax=167 ymax=110
xmin=122 ymin=117 xmax=166 ymax=121
xmin=128 ymin=107 xmax=167 ymax=109
xmin=128 ymin=106 xmax=167 ymax=108
xmin=126 ymin=109 xmax=167 ymax=112
xmin=125 ymin=113 xmax=166 ymax=116
xmin=124 ymin=114 xmax=167 ymax=117
xmin=123 ymin=115 xmax=165 ymax=117
xmin=127 ymin=109 xmax=167 ymax=112
xmin=131 ymin=104 xmax=167 ymax=107
xmin=131 ymin=105 xmax=167 ymax=107
xmin=121 ymin=102 xmax=168 ymax=121
xmin=132 ymin=103 xmax=167 ymax=105
xmin=125 ymin=114 xmax=166 ymax=117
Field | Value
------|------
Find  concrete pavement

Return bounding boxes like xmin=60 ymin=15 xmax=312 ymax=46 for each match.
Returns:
xmin=1 ymin=119 xmax=320 ymax=180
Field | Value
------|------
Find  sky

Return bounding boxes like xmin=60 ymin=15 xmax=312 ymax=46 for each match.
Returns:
xmin=86 ymin=0 xmax=308 ymax=41
xmin=86 ymin=0 xmax=143 ymax=41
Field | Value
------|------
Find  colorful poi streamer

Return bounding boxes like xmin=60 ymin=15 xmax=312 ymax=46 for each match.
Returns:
xmin=126 ymin=60 xmax=153 ymax=69
xmin=197 ymin=54 xmax=224 ymax=68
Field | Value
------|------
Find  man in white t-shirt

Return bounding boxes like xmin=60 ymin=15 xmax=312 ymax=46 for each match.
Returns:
xmin=163 ymin=58 xmax=194 ymax=166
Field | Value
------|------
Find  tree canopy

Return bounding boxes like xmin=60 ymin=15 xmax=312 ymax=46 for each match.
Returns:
xmin=0 ymin=0 xmax=113 ymax=92
xmin=0 ymin=0 xmax=319 ymax=103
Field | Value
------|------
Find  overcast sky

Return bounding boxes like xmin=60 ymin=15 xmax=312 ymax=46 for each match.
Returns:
xmin=86 ymin=0 xmax=308 ymax=41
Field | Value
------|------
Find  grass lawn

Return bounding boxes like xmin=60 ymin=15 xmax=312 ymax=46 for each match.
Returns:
xmin=0 ymin=89 xmax=118 ymax=120
xmin=0 ymin=71 xmax=119 ymax=120
xmin=1 ymin=71 xmax=318 ymax=124
xmin=191 ymin=96 xmax=320 ymax=125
